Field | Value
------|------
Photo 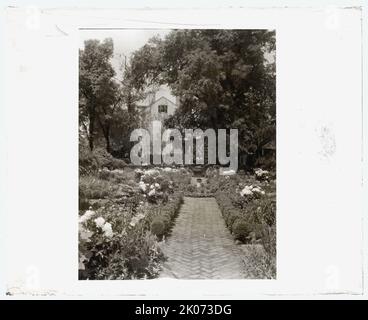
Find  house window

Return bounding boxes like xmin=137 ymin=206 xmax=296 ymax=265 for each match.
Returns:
xmin=158 ymin=104 xmax=168 ymax=113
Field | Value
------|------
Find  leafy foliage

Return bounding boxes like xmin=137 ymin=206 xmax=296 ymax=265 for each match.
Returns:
xmin=79 ymin=38 xmax=118 ymax=151
xmin=79 ymin=145 xmax=126 ymax=176
xmin=79 ymin=167 xmax=187 ymax=279
xmin=130 ymin=30 xmax=276 ymax=165
xmin=211 ymin=169 xmax=276 ymax=278
xmin=79 ymin=38 xmax=145 ymax=155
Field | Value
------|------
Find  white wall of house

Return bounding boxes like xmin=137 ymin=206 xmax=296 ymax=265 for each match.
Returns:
xmin=150 ymin=96 xmax=177 ymax=121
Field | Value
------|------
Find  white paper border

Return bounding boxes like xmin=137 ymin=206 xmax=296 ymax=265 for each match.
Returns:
xmin=1 ymin=2 xmax=366 ymax=299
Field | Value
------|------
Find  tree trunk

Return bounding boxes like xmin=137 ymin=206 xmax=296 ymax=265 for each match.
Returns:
xmin=105 ymin=127 xmax=111 ymax=153
xmin=96 ymin=115 xmax=111 ymax=154
xmin=127 ymin=93 xmax=136 ymax=114
xmin=88 ymin=107 xmax=95 ymax=151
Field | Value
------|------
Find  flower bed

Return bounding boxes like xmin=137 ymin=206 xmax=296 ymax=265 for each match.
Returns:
xmin=209 ymin=168 xmax=276 ymax=278
xmin=79 ymin=167 xmax=187 ymax=279
xmin=79 ymin=206 xmax=162 ymax=280
xmin=148 ymin=193 xmax=183 ymax=238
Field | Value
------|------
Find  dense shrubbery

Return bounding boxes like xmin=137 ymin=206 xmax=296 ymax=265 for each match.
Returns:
xmin=78 ymin=166 xmax=187 ymax=279
xmin=215 ymin=190 xmax=275 ymax=242
xmin=78 ymin=145 xmax=276 ymax=279
xmin=79 ymin=204 xmax=163 ymax=279
xmin=212 ymin=169 xmax=276 ymax=278
xmin=150 ymin=218 xmax=166 ymax=238
xmin=241 ymin=240 xmax=276 ymax=279
xmin=184 ymin=181 xmax=215 ymax=197
xmin=79 ymin=175 xmax=118 ymax=200
xmin=232 ymin=220 xmax=252 ymax=242
xmin=79 ymin=198 xmax=183 ymax=279
xmin=149 ymin=193 xmax=183 ymax=239
xmin=79 ymin=145 xmax=127 ymax=176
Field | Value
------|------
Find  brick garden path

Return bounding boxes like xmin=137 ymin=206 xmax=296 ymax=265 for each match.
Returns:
xmin=159 ymin=197 xmax=246 ymax=279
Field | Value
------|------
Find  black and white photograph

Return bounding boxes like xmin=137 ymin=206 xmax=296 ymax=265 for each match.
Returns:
xmin=78 ymin=29 xmax=276 ymax=280
xmin=2 ymin=2 xmax=365 ymax=302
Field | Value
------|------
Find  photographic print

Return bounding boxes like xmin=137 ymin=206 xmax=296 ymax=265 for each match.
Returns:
xmin=78 ymin=29 xmax=276 ymax=280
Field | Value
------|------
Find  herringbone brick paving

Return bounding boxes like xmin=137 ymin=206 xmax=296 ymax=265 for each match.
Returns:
xmin=159 ymin=197 xmax=246 ymax=279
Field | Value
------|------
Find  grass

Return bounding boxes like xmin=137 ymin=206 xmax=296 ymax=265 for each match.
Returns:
xmin=240 ymin=244 xmax=276 ymax=279
xmin=79 ymin=175 xmax=119 ymax=200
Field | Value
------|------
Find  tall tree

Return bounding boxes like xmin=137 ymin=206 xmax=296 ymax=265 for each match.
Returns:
xmin=79 ymin=38 xmax=119 ymax=151
xmin=130 ymin=29 xmax=276 ymax=162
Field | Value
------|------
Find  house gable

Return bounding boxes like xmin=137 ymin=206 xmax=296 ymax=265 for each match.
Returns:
xmin=150 ymin=96 xmax=177 ymax=119
xmin=152 ymin=96 xmax=176 ymax=107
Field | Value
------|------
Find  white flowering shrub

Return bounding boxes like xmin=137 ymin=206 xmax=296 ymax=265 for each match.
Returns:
xmin=79 ymin=200 xmax=164 ymax=280
xmin=79 ymin=167 xmax=188 ymax=279
xmin=239 ymin=185 xmax=265 ymax=197
xmin=79 ymin=209 xmax=95 ymax=224
xmin=133 ymin=167 xmax=189 ymax=203
xmin=211 ymin=168 xmax=276 ymax=278
xmin=254 ymin=168 xmax=269 ymax=181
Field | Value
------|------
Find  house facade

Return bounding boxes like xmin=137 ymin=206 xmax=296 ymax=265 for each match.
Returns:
xmin=135 ymin=86 xmax=181 ymax=164
xmin=137 ymin=85 xmax=179 ymax=131
xmin=150 ymin=96 xmax=177 ymax=121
